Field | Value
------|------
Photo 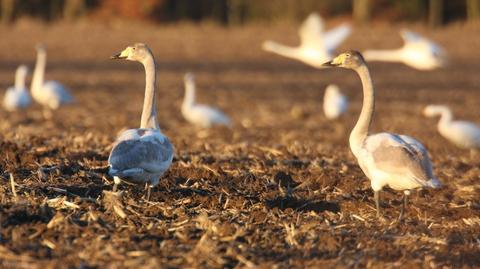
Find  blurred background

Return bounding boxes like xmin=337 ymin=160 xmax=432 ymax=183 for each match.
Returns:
xmin=0 ymin=0 xmax=479 ymax=27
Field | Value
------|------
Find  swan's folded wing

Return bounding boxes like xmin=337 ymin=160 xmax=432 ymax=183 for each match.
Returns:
xmin=367 ymin=134 xmax=430 ymax=184
xmin=298 ymin=13 xmax=325 ymax=49
xmin=400 ymin=30 xmax=423 ymax=43
xmin=398 ymin=134 xmax=434 ymax=177
xmin=109 ymin=135 xmax=173 ymax=173
xmin=44 ymin=81 xmax=74 ymax=103
xmin=324 ymin=24 xmax=351 ymax=53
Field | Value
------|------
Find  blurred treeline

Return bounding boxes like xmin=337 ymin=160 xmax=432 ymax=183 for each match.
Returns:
xmin=1 ymin=0 xmax=480 ymax=26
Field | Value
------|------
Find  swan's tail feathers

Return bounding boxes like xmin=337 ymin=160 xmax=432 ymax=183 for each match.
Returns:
xmin=400 ymin=29 xmax=423 ymax=43
xmin=109 ymin=167 xmax=144 ymax=178
xmin=324 ymin=23 xmax=352 ymax=53
xmin=426 ymin=177 xmax=442 ymax=189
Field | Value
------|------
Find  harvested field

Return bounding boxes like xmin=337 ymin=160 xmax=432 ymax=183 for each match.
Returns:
xmin=0 ymin=20 xmax=479 ymax=268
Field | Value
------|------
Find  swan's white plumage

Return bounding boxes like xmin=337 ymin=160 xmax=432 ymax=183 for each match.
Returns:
xmin=3 ymin=65 xmax=31 ymax=111
xmin=323 ymin=84 xmax=348 ymax=120
xmin=108 ymin=43 xmax=174 ymax=198
xmin=262 ymin=13 xmax=351 ymax=68
xmin=424 ymin=105 xmax=480 ymax=149
xmin=363 ymin=29 xmax=447 ymax=70
xmin=181 ymin=73 xmax=231 ymax=128
xmin=109 ymin=129 xmax=173 ymax=186
xmin=323 ymin=51 xmax=441 ymax=218
xmin=31 ymin=45 xmax=73 ymax=109
xmin=359 ymin=133 xmax=440 ymax=192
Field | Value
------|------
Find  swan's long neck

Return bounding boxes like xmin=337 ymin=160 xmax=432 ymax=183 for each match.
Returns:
xmin=32 ymin=50 xmax=46 ymax=92
xmin=140 ymin=55 xmax=159 ymax=129
xmin=15 ymin=69 xmax=27 ymax=90
xmin=437 ymin=107 xmax=453 ymax=128
xmin=182 ymin=79 xmax=195 ymax=108
xmin=349 ymin=64 xmax=375 ymax=156
xmin=263 ymin=41 xmax=299 ymax=60
xmin=362 ymin=49 xmax=403 ymax=63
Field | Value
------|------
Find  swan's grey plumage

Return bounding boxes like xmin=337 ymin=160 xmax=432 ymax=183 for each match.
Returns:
xmin=181 ymin=73 xmax=231 ymax=128
xmin=262 ymin=13 xmax=351 ymax=68
xmin=3 ymin=65 xmax=31 ymax=111
xmin=323 ymin=51 xmax=441 ymax=219
xmin=363 ymin=29 xmax=447 ymax=70
xmin=323 ymin=84 xmax=348 ymax=120
xmin=424 ymin=105 xmax=480 ymax=151
xmin=31 ymin=44 xmax=73 ymax=110
xmin=108 ymin=43 xmax=174 ymax=200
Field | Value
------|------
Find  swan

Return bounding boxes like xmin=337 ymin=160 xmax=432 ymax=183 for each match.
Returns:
xmin=323 ymin=51 xmax=441 ymax=220
xmin=363 ymin=30 xmax=447 ymax=70
xmin=3 ymin=65 xmax=31 ymax=111
xmin=181 ymin=72 xmax=232 ymax=128
xmin=31 ymin=44 xmax=73 ymax=111
xmin=424 ymin=105 xmax=480 ymax=154
xmin=262 ymin=13 xmax=351 ymax=68
xmin=323 ymin=84 xmax=348 ymax=120
xmin=109 ymin=43 xmax=174 ymax=200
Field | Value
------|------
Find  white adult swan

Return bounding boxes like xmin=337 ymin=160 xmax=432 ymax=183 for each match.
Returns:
xmin=323 ymin=84 xmax=348 ymax=120
xmin=424 ymin=105 xmax=480 ymax=154
xmin=363 ymin=30 xmax=447 ymax=70
xmin=31 ymin=44 xmax=73 ymax=112
xmin=262 ymin=13 xmax=351 ymax=68
xmin=323 ymin=51 xmax=441 ymax=219
xmin=3 ymin=65 xmax=31 ymax=111
xmin=182 ymin=73 xmax=231 ymax=128
xmin=109 ymin=43 xmax=174 ymax=200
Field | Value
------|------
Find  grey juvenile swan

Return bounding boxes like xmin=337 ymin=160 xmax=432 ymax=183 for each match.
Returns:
xmin=323 ymin=51 xmax=441 ymax=220
xmin=109 ymin=43 xmax=174 ymax=200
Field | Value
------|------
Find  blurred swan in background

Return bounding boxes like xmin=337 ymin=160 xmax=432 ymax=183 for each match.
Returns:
xmin=262 ymin=13 xmax=351 ymax=68
xmin=182 ymin=73 xmax=231 ymax=128
xmin=323 ymin=84 xmax=348 ymax=120
xmin=424 ymin=105 xmax=480 ymax=155
xmin=363 ymin=30 xmax=447 ymax=70
xmin=109 ymin=43 xmax=174 ymax=200
xmin=3 ymin=65 xmax=31 ymax=111
xmin=323 ymin=51 xmax=441 ymax=220
xmin=31 ymin=44 xmax=73 ymax=113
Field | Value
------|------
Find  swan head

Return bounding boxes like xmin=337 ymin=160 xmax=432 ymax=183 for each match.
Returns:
xmin=35 ymin=44 xmax=46 ymax=53
xmin=325 ymin=84 xmax=341 ymax=98
xmin=111 ymin=43 xmax=152 ymax=62
xmin=423 ymin=105 xmax=450 ymax=118
xmin=16 ymin=65 xmax=29 ymax=76
xmin=322 ymin=50 xmax=365 ymax=69
xmin=184 ymin=72 xmax=195 ymax=83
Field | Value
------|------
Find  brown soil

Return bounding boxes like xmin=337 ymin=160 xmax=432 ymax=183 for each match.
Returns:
xmin=0 ymin=20 xmax=479 ymax=268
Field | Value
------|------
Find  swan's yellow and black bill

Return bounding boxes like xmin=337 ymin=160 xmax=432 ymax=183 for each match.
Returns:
xmin=322 ymin=53 xmax=346 ymax=67
xmin=322 ymin=60 xmax=337 ymax=67
xmin=110 ymin=52 xmax=125 ymax=59
xmin=110 ymin=47 xmax=131 ymax=59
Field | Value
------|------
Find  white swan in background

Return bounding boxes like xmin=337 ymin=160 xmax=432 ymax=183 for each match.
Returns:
xmin=323 ymin=84 xmax=348 ymax=120
xmin=363 ymin=30 xmax=447 ymax=70
xmin=3 ymin=65 xmax=31 ymax=111
xmin=323 ymin=51 xmax=441 ymax=220
xmin=109 ymin=43 xmax=174 ymax=200
xmin=31 ymin=44 xmax=73 ymax=111
xmin=262 ymin=13 xmax=351 ymax=68
xmin=182 ymin=73 xmax=231 ymax=128
xmin=424 ymin=105 xmax=480 ymax=154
